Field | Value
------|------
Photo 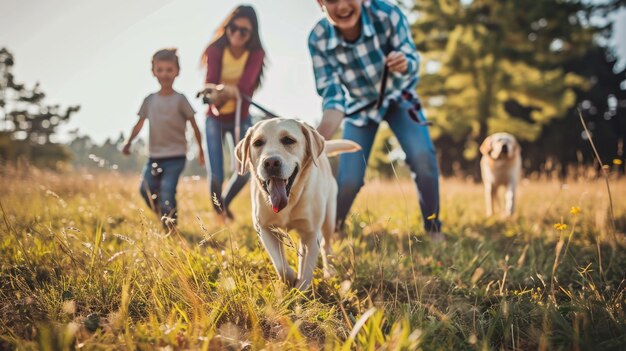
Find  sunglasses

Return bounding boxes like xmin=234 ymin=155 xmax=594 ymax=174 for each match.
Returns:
xmin=227 ymin=23 xmax=252 ymax=37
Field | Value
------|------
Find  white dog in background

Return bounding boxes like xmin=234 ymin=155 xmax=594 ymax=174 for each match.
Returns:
xmin=480 ymin=132 xmax=522 ymax=217
xmin=235 ymin=118 xmax=360 ymax=291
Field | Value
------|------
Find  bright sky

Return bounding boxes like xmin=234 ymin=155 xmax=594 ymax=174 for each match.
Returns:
xmin=1 ymin=0 xmax=625 ymax=144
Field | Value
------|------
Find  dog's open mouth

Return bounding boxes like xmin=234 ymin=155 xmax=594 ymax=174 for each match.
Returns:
xmin=262 ymin=165 xmax=299 ymax=213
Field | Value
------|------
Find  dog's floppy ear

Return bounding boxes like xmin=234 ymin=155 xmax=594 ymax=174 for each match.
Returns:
xmin=300 ymin=121 xmax=325 ymax=167
xmin=480 ymin=135 xmax=493 ymax=156
xmin=235 ymin=126 xmax=254 ymax=175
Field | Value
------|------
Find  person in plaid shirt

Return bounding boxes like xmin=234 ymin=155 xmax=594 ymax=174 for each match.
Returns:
xmin=309 ymin=0 xmax=442 ymax=237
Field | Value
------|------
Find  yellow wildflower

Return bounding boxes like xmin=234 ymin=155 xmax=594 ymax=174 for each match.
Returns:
xmin=570 ymin=206 xmax=581 ymax=215
xmin=554 ymin=223 xmax=568 ymax=231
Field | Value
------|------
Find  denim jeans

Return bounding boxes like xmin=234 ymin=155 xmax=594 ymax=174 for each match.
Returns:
xmin=336 ymin=100 xmax=441 ymax=232
xmin=139 ymin=155 xmax=187 ymax=220
xmin=205 ymin=116 xmax=252 ymax=213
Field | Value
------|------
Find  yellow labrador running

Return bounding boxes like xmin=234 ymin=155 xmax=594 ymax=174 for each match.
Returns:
xmin=235 ymin=118 xmax=360 ymax=290
xmin=480 ymin=132 xmax=522 ymax=217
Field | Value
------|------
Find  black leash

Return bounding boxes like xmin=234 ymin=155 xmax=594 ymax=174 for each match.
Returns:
xmin=198 ymin=63 xmax=431 ymax=126
xmin=196 ymin=86 xmax=278 ymax=119
xmin=375 ymin=63 xmax=389 ymax=110
xmin=344 ymin=65 xmax=388 ymax=117
xmin=345 ymin=64 xmax=431 ymax=126
xmin=240 ymin=94 xmax=278 ymax=118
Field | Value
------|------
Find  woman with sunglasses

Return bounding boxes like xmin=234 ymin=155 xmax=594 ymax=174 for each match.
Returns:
xmin=201 ymin=5 xmax=266 ymax=221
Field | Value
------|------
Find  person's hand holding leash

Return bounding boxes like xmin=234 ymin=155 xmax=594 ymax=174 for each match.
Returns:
xmin=198 ymin=83 xmax=240 ymax=113
xmin=385 ymin=51 xmax=407 ymax=73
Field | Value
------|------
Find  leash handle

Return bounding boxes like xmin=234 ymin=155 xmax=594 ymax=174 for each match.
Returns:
xmin=375 ymin=64 xmax=389 ymax=110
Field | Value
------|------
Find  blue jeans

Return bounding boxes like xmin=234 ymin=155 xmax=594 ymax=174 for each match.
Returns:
xmin=139 ymin=156 xmax=187 ymax=220
xmin=336 ymin=101 xmax=441 ymax=232
xmin=205 ymin=116 xmax=252 ymax=214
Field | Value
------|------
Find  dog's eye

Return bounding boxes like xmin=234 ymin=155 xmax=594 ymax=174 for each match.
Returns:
xmin=281 ymin=137 xmax=296 ymax=145
xmin=252 ymin=139 xmax=265 ymax=147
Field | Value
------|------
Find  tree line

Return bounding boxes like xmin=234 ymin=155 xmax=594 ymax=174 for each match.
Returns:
xmin=410 ymin=0 xmax=625 ymax=178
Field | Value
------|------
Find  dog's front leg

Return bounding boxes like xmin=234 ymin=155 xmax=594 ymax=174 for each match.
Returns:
xmin=484 ymin=183 xmax=495 ymax=216
xmin=321 ymin=202 xmax=336 ymax=279
xmin=294 ymin=230 xmax=321 ymax=291
xmin=504 ymin=183 xmax=516 ymax=217
xmin=259 ymin=227 xmax=297 ymax=287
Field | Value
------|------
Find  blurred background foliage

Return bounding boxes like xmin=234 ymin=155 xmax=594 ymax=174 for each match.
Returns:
xmin=411 ymin=0 xmax=625 ymax=178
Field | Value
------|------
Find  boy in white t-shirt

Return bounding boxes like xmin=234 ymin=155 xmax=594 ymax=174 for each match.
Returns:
xmin=122 ymin=48 xmax=204 ymax=229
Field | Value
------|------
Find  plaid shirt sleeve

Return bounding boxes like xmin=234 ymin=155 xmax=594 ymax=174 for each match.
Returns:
xmin=388 ymin=4 xmax=419 ymax=79
xmin=308 ymin=30 xmax=346 ymax=113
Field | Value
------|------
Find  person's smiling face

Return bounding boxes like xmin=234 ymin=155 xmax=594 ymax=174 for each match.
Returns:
xmin=318 ymin=0 xmax=362 ymax=38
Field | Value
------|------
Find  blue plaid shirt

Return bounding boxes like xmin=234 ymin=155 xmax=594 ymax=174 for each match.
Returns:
xmin=308 ymin=0 xmax=420 ymax=126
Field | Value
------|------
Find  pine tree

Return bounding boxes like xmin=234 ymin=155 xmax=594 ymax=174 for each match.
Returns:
xmin=0 ymin=47 xmax=80 ymax=167
xmin=412 ymin=0 xmax=596 ymax=172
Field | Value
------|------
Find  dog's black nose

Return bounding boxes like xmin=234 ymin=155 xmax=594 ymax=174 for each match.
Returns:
xmin=502 ymin=144 xmax=508 ymax=154
xmin=263 ymin=157 xmax=282 ymax=174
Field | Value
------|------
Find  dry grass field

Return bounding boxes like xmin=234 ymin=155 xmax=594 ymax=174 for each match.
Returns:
xmin=1 ymin=166 xmax=625 ymax=350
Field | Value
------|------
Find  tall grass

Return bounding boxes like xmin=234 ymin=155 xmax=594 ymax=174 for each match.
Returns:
xmin=1 ymin=165 xmax=625 ymax=350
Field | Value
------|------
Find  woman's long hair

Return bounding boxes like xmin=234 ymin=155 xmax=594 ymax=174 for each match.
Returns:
xmin=201 ymin=5 xmax=266 ymax=91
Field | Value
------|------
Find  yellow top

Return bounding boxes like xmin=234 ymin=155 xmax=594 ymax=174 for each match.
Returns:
xmin=219 ymin=48 xmax=249 ymax=115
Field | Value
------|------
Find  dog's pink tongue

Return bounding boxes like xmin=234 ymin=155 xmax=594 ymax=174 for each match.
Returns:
xmin=268 ymin=178 xmax=288 ymax=213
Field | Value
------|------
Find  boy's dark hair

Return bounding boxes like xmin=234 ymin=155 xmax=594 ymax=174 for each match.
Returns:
xmin=152 ymin=48 xmax=180 ymax=69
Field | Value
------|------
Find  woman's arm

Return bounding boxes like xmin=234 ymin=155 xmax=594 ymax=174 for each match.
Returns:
xmin=205 ymin=45 xmax=222 ymax=85
xmin=204 ymin=46 xmax=230 ymax=110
